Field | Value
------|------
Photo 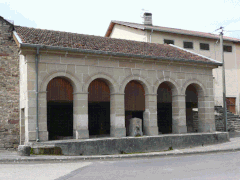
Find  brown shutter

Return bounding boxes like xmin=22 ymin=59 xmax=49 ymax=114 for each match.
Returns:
xmin=226 ymin=97 xmax=236 ymax=114
xmin=125 ymin=81 xmax=145 ymax=111
xmin=88 ymin=79 xmax=110 ymax=102
xmin=47 ymin=77 xmax=73 ymax=102
xmin=157 ymin=83 xmax=172 ymax=103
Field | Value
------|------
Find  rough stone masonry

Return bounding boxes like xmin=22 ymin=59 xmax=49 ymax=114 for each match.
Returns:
xmin=0 ymin=17 xmax=19 ymax=149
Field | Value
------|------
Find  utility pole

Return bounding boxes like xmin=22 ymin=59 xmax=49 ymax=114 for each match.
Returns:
xmin=219 ymin=26 xmax=227 ymax=132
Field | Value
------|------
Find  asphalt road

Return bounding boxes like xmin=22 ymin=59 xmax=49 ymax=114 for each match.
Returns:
xmin=2 ymin=151 xmax=240 ymax=180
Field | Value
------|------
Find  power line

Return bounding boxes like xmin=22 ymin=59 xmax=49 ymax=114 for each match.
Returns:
xmin=225 ymin=30 xmax=240 ymax=32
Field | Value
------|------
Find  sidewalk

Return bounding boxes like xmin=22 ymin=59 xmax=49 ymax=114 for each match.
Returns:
xmin=1 ymin=136 xmax=240 ymax=163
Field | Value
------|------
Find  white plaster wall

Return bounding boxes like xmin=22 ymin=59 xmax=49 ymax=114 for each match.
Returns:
xmin=19 ymin=55 xmax=27 ymax=107
xmin=110 ymin=24 xmax=147 ymax=42
xmin=19 ymin=54 xmax=28 ymax=142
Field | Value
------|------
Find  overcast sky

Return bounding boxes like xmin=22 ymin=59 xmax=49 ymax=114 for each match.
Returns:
xmin=1 ymin=0 xmax=240 ymax=39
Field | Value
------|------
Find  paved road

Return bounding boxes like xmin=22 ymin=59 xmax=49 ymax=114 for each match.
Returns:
xmin=59 ymin=151 xmax=240 ymax=180
xmin=1 ymin=151 xmax=240 ymax=180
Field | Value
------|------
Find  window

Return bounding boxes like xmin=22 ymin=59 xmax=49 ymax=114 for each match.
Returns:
xmin=164 ymin=39 xmax=174 ymax=45
xmin=223 ymin=45 xmax=232 ymax=52
xmin=183 ymin=41 xmax=193 ymax=49
xmin=200 ymin=43 xmax=209 ymax=50
xmin=226 ymin=97 xmax=236 ymax=114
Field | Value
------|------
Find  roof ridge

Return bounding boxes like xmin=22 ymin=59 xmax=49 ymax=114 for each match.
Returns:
xmin=14 ymin=25 xmax=103 ymax=38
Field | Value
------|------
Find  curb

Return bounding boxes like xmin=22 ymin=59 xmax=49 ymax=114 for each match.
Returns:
xmin=1 ymin=147 xmax=240 ymax=163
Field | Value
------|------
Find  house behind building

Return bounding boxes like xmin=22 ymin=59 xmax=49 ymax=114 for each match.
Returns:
xmin=105 ymin=12 xmax=240 ymax=115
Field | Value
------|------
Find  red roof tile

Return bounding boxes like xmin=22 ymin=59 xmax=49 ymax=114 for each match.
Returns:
xmin=14 ymin=26 xmax=220 ymax=65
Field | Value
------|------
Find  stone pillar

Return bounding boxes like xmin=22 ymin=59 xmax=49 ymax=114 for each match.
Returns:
xmin=20 ymin=108 xmax=25 ymax=145
xmin=73 ymin=93 xmax=89 ymax=139
xmin=26 ymin=91 xmax=48 ymax=142
xmin=198 ymin=95 xmax=216 ymax=132
xmin=172 ymin=95 xmax=187 ymax=133
xmin=110 ymin=93 xmax=126 ymax=137
xmin=143 ymin=94 xmax=158 ymax=136
xmin=38 ymin=91 xmax=48 ymax=141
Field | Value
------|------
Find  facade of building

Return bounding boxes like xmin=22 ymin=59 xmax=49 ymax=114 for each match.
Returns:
xmin=0 ymin=17 xmax=20 ymax=148
xmin=105 ymin=13 xmax=240 ymax=115
xmin=13 ymin=25 xmax=220 ymax=143
xmin=0 ymin=15 xmax=222 ymax=145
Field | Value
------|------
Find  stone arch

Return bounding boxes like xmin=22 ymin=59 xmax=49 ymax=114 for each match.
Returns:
xmin=153 ymin=77 xmax=180 ymax=96
xmin=40 ymin=71 xmax=81 ymax=93
xmin=83 ymin=73 xmax=118 ymax=94
xmin=155 ymin=79 xmax=179 ymax=134
xmin=181 ymin=79 xmax=206 ymax=97
xmin=39 ymin=71 xmax=81 ymax=141
xmin=120 ymin=75 xmax=152 ymax=94
xmin=184 ymin=80 xmax=207 ymax=133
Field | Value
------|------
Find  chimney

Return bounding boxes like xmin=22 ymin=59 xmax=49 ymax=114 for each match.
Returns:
xmin=143 ymin=12 xmax=152 ymax=26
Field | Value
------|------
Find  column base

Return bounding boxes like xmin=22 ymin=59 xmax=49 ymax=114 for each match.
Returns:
xmin=110 ymin=127 xmax=126 ymax=137
xmin=198 ymin=122 xmax=216 ymax=132
xmin=74 ymin=129 xmax=89 ymax=139
xmin=28 ymin=131 xmax=49 ymax=142
xmin=143 ymin=126 xmax=158 ymax=136
xmin=172 ymin=125 xmax=187 ymax=134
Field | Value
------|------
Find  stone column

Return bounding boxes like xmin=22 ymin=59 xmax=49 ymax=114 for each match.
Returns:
xmin=198 ymin=95 xmax=216 ymax=132
xmin=110 ymin=93 xmax=126 ymax=137
xmin=172 ymin=95 xmax=187 ymax=133
xmin=143 ymin=94 xmax=158 ymax=136
xmin=38 ymin=91 xmax=48 ymax=141
xmin=20 ymin=108 xmax=25 ymax=145
xmin=73 ymin=93 xmax=89 ymax=139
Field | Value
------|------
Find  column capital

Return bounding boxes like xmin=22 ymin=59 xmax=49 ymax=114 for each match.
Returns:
xmin=145 ymin=93 xmax=158 ymax=96
xmin=110 ymin=93 xmax=125 ymax=95
xmin=73 ymin=92 xmax=89 ymax=95
xmin=39 ymin=91 xmax=47 ymax=94
xmin=172 ymin=94 xmax=186 ymax=97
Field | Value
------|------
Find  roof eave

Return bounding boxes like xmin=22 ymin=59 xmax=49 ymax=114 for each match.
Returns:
xmin=19 ymin=43 xmax=222 ymax=67
xmin=105 ymin=21 xmax=115 ymax=37
xmin=143 ymin=27 xmax=240 ymax=43
xmin=13 ymin=31 xmax=22 ymax=47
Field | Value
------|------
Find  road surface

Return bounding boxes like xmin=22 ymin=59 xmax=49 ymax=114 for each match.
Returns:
xmin=1 ymin=151 xmax=240 ymax=180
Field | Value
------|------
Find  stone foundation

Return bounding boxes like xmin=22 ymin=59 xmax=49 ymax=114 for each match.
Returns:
xmin=28 ymin=132 xmax=229 ymax=156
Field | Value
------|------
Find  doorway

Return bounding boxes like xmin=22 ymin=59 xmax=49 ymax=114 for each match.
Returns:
xmin=88 ymin=79 xmax=110 ymax=137
xmin=157 ymin=82 xmax=172 ymax=134
xmin=124 ymin=80 xmax=145 ymax=136
xmin=47 ymin=77 xmax=73 ymax=140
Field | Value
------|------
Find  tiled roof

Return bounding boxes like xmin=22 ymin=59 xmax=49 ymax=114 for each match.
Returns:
xmin=14 ymin=26 xmax=220 ymax=65
xmin=105 ymin=20 xmax=240 ymax=43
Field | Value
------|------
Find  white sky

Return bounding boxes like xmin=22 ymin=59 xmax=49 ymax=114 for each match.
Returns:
xmin=1 ymin=0 xmax=240 ymax=39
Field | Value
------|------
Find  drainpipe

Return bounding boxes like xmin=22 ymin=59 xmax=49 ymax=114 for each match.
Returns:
xmin=35 ymin=47 xmax=40 ymax=142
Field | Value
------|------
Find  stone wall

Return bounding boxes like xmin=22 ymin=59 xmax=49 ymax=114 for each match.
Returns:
xmin=20 ymin=48 xmax=217 ymax=142
xmin=29 ymin=132 xmax=229 ymax=156
xmin=215 ymin=106 xmax=240 ymax=132
xmin=0 ymin=17 xmax=20 ymax=149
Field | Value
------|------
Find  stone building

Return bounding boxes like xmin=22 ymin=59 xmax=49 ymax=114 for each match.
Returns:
xmin=0 ymin=17 xmax=19 ymax=148
xmin=12 ymin=25 xmax=221 ymax=143
xmin=105 ymin=13 xmax=240 ymax=115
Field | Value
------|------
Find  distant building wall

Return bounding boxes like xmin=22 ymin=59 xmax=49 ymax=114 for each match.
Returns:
xmin=110 ymin=25 xmax=240 ymax=114
xmin=110 ymin=24 xmax=147 ymax=42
